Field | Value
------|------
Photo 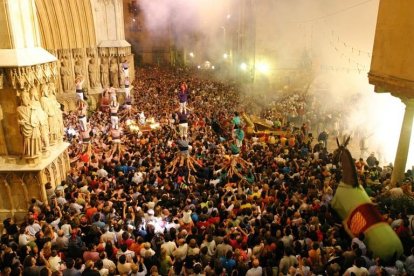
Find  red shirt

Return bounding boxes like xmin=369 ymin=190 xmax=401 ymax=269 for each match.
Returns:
xmin=85 ymin=207 xmax=98 ymax=222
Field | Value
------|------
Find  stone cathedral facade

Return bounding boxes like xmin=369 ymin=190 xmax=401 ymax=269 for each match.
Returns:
xmin=0 ymin=0 xmax=134 ymax=223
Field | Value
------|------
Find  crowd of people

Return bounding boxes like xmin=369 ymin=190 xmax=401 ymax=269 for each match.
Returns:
xmin=1 ymin=66 xmax=414 ymax=276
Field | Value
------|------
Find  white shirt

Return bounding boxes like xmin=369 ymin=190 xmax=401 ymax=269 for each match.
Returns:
xmin=18 ymin=233 xmax=31 ymax=246
xmin=161 ymin=241 xmax=177 ymax=256
xmin=246 ymin=266 xmax=263 ymax=276
xmin=97 ymin=168 xmax=108 ymax=178
xmin=26 ymin=223 xmax=41 ymax=236
xmin=48 ymin=255 xmax=62 ymax=272
xmin=102 ymin=258 xmax=116 ymax=270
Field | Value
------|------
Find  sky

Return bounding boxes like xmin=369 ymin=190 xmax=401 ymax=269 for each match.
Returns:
xmin=136 ymin=0 xmax=412 ymax=169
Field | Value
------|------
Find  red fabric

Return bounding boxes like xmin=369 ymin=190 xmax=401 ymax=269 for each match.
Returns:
xmin=346 ymin=203 xmax=384 ymax=236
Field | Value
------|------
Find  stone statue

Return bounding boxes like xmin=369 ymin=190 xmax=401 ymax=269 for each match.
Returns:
xmin=29 ymin=86 xmax=49 ymax=151
xmin=88 ymin=57 xmax=100 ymax=88
xmin=0 ymin=105 xmax=7 ymax=155
xmin=109 ymin=58 xmax=119 ymax=88
xmin=118 ymin=62 xmax=125 ymax=88
xmin=17 ymin=90 xmax=41 ymax=158
xmin=49 ymin=82 xmax=64 ymax=141
xmin=40 ymin=84 xmax=58 ymax=145
xmin=74 ymin=58 xmax=84 ymax=78
xmin=60 ymin=59 xmax=72 ymax=92
xmin=100 ymin=58 xmax=110 ymax=88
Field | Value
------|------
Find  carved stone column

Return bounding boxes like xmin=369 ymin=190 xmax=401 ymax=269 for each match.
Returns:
xmin=390 ymin=99 xmax=414 ymax=184
xmin=91 ymin=0 xmax=135 ymax=97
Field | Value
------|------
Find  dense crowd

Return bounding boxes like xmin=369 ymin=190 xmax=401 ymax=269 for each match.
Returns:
xmin=1 ymin=66 xmax=414 ymax=276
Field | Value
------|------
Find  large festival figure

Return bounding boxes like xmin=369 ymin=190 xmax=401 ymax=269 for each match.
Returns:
xmin=331 ymin=137 xmax=403 ymax=262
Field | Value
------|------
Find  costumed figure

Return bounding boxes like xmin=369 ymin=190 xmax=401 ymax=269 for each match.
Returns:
xmin=220 ymin=141 xmax=251 ymax=180
xmin=109 ymin=98 xmax=120 ymax=129
xmin=231 ymin=112 xmax=242 ymax=140
xmin=139 ymin=111 xmax=146 ymax=125
xmin=331 ymin=137 xmax=403 ymax=262
xmin=118 ymin=63 xmax=125 ymax=88
xmin=109 ymin=86 xmax=117 ymax=102
xmin=110 ymin=125 xmax=122 ymax=157
xmin=178 ymin=111 xmax=189 ymax=140
xmin=122 ymin=59 xmax=129 ymax=78
xmin=178 ymin=82 xmax=189 ymax=114
xmin=75 ymin=76 xmax=85 ymax=100
xmin=77 ymin=99 xmax=88 ymax=131
xmin=80 ymin=122 xmax=92 ymax=154
xmin=121 ymin=94 xmax=135 ymax=120
xmin=100 ymin=88 xmax=110 ymax=112
xmin=166 ymin=139 xmax=200 ymax=181
xmin=234 ymin=127 xmax=245 ymax=148
xmin=124 ymin=77 xmax=131 ymax=99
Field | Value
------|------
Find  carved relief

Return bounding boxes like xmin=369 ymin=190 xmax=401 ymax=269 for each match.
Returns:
xmin=0 ymin=105 xmax=7 ymax=155
xmin=0 ymin=69 xmax=3 ymax=89
xmin=22 ymin=173 xmax=41 ymax=203
xmin=100 ymin=57 xmax=110 ymax=88
xmin=60 ymin=58 xmax=72 ymax=92
xmin=88 ymin=57 xmax=100 ymax=88
xmin=57 ymin=156 xmax=64 ymax=183
xmin=86 ymin=48 xmax=97 ymax=57
xmin=118 ymin=62 xmax=125 ymax=88
xmin=74 ymin=58 xmax=84 ymax=78
xmin=0 ymin=176 xmax=13 ymax=212
xmin=3 ymin=62 xmax=59 ymax=91
xmin=17 ymin=90 xmax=42 ymax=158
xmin=47 ymin=49 xmax=58 ymax=57
xmin=34 ymin=65 xmax=45 ymax=84
xmin=99 ymin=48 xmax=109 ymax=57
xmin=109 ymin=58 xmax=119 ymax=87
xmin=49 ymin=82 xmax=64 ymax=141
xmin=44 ymin=166 xmax=52 ymax=185
xmin=40 ymin=84 xmax=59 ymax=145
xmin=43 ymin=64 xmax=52 ymax=82
xmin=51 ymin=161 xmax=58 ymax=187
xmin=109 ymin=47 xmax=118 ymax=57
xmin=7 ymin=174 xmax=27 ymax=210
xmin=29 ymin=86 xmax=50 ymax=152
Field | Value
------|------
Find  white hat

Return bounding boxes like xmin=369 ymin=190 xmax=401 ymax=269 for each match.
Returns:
xmin=147 ymin=209 xmax=154 ymax=216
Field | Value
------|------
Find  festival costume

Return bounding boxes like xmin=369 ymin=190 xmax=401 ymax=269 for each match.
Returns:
xmin=76 ymin=80 xmax=85 ymax=100
xmin=110 ymin=103 xmax=119 ymax=129
xmin=331 ymin=140 xmax=403 ymax=262
xmin=178 ymin=112 xmax=189 ymax=140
